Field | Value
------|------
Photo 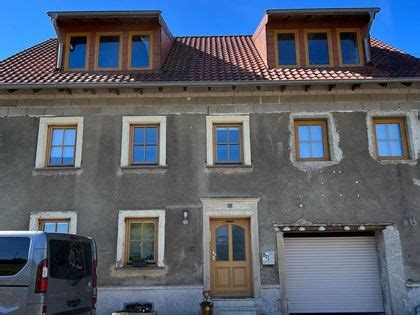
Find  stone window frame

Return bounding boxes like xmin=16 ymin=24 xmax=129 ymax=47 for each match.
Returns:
xmin=121 ymin=116 xmax=167 ymax=167
xmin=366 ymin=111 xmax=419 ymax=165
xmin=289 ymin=112 xmax=343 ymax=170
xmin=35 ymin=117 xmax=84 ymax=169
xmin=206 ymin=115 xmax=251 ymax=166
xmin=29 ymin=211 xmax=78 ymax=234
xmin=116 ymin=210 xmax=166 ymax=268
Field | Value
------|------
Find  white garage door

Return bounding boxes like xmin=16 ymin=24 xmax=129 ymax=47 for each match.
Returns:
xmin=284 ymin=236 xmax=384 ymax=314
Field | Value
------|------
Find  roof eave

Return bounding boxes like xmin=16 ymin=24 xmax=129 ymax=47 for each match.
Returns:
xmin=46 ymin=10 xmax=162 ymax=19
xmin=265 ymin=7 xmax=380 ymax=16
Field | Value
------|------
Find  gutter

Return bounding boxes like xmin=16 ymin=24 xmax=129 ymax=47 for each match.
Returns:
xmin=364 ymin=8 xmax=379 ymax=65
xmin=1 ymin=77 xmax=419 ymax=91
xmin=49 ymin=13 xmax=63 ymax=71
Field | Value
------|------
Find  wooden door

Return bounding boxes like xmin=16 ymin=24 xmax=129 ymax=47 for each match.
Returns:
xmin=210 ymin=218 xmax=252 ymax=297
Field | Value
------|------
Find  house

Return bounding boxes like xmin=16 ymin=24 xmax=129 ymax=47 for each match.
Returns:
xmin=1 ymin=7 xmax=420 ymax=315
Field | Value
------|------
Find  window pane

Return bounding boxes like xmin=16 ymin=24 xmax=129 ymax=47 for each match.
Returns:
xmin=0 ymin=237 xmax=30 ymax=276
xmin=64 ymin=129 xmax=76 ymax=145
xmin=232 ymin=225 xmax=245 ymax=261
xmin=43 ymin=222 xmax=56 ymax=232
xmin=216 ymin=128 xmax=228 ymax=144
xmin=62 ymin=147 xmax=75 ymax=164
xmin=389 ymin=140 xmax=404 ymax=156
xmin=51 ymin=129 xmax=64 ymax=145
xmin=377 ymin=140 xmax=390 ymax=157
xmin=98 ymin=35 xmax=120 ymax=68
xmin=145 ymin=146 xmax=158 ymax=163
xmin=310 ymin=125 xmax=323 ymax=141
xmin=130 ymin=223 xmax=142 ymax=240
xmin=68 ymin=36 xmax=87 ymax=69
xmin=129 ymin=242 xmax=142 ymax=259
xmin=228 ymin=127 xmax=240 ymax=143
xmin=387 ymin=124 xmax=402 ymax=140
xmin=217 ymin=144 xmax=228 ymax=161
xmin=56 ymin=222 xmax=69 ymax=233
xmin=298 ymin=126 xmax=310 ymax=141
xmin=299 ymin=143 xmax=312 ymax=158
xmin=142 ymin=241 xmax=154 ymax=261
xmin=146 ymin=127 xmax=158 ymax=145
xmin=134 ymin=128 xmax=145 ymax=145
xmin=143 ymin=223 xmax=155 ymax=240
xmin=50 ymin=147 xmax=62 ymax=164
xmin=375 ymin=124 xmax=387 ymax=140
xmin=133 ymin=146 xmax=145 ymax=163
xmin=216 ymin=225 xmax=228 ymax=261
xmin=311 ymin=142 xmax=325 ymax=158
xmin=277 ymin=33 xmax=297 ymax=66
xmin=340 ymin=32 xmax=360 ymax=65
xmin=131 ymin=35 xmax=150 ymax=68
xmin=229 ymin=144 xmax=241 ymax=162
xmin=307 ymin=33 xmax=330 ymax=65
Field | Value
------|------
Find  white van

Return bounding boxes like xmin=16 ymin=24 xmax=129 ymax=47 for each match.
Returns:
xmin=0 ymin=231 xmax=97 ymax=315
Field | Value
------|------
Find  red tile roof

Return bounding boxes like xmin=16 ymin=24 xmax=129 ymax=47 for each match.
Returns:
xmin=1 ymin=36 xmax=419 ymax=87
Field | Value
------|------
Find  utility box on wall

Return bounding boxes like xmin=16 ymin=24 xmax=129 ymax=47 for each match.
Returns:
xmin=261 ymin=251 xmax=275 ymax=265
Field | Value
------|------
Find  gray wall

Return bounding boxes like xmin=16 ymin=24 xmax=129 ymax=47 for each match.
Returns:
xmin=0 ymin=106 xmax=419 ymax=286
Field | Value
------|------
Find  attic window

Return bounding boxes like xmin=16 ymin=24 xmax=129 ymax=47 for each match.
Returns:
xmin=66 ymin=34 xmax=88 ymax=70
xmin=129 ymin=32 xmax=152 ymax=69
xmin=305 ymin=30 xmax=332 ymax=66
xmin=275 ymin=31 xmax=299 ymax=67
xmin=338 ymin=30 xmax=363 ymax=66
xmin=96 ymin=33 xmax=122 ymax=70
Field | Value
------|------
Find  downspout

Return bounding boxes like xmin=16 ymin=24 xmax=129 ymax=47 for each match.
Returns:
xmin=364 ymin=9 xmax=378 ymax=65
xmin=50 ymin=14 xmax=63 ymax=71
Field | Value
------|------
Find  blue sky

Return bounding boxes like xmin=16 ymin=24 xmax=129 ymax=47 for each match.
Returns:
xmin=0 ymin=0 xmax=419 ymax=61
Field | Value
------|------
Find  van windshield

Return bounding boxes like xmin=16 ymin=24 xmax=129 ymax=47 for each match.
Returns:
xmin=0 ymin=237 xmax=30 ymax=276
xmin=49 ymin=240 xmax=92 ymax=280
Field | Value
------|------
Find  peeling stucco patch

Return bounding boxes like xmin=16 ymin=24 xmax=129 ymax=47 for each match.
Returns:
xmin=413 ymin=179 xmax=420 ymax=187
xmin=289 ymin=112 xmax=343 ymax=171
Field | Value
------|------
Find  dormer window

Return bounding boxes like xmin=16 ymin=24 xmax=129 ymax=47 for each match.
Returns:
xmin=275 ymin=30 xmax=299 ymax=67
xmin=129 ymin=32 xmax=152 ymax=69
xmin=338 ymin=29 xmax=363 ymax=66
xmin=95 ymin=33 xmax=122 ymax=70
xmin=66 ymin=34 xmax=88 ymax=70
xmin=305 ymin=30 xmax=332 ymax=66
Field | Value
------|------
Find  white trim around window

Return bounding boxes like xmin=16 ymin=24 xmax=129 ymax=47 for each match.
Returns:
xmin=206 ymin=115 xmax=251 ymax=166
xmin=29 ymin=211 xmax=78 ymax=234
xmin=121 ymin=116 xmax=167 ymax=167
xmin=35 ymin=117 xmax=84 ymax=168
xmin=116 ymin=210 xmax=166 ymax=268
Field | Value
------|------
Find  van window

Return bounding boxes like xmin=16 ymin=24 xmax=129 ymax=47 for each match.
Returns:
xmin=49 ymin=240 xmax=92 ymax=280
xmin=0 ymin=237 xmax=30 ymax=276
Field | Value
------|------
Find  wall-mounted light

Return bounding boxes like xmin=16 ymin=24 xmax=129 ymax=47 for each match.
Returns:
xmin=318 ymin=226 xmax=326 ymax=231
xmin=358 ymin=225 xmax=366 ymax=231
xmin=298 ymin=227 xmax=306 ymax=232
xmin=182 ymin=210 xmax=189 ymax=225
xmin=344 ymin=226 xmax=351 ymax=231
xmin=283 ymin=226 xmax=291 ymax=232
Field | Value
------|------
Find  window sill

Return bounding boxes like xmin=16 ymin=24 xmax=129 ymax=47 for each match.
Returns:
xmin=116 ymin=265 xmax=164 ymax=270
xmin=205 ymin=164 xmax=253 ymax=173
xmin=118 ymin=165 xmax=168 ymax=174
xmin=32 ymin=167 xmax=82 ymax=176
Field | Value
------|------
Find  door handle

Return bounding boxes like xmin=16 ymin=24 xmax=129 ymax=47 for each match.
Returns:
xmin=212 ymin=251 xmax=217 ymax=261
xmin=67 ymin=299 xmax=81 ymax=307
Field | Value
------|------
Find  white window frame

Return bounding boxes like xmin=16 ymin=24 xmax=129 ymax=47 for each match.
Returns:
xmin=29 ymin=211 xmax=78 ymax=234
xmin=35 ymin=117 xmax=84 ymax=168
xmin=206 ymin=115 xmax=251 ymax=166
xmin=121 ymin=116 xmax=167 ymax=167
xmin=116 ymin=210 xmax=166 ymax=268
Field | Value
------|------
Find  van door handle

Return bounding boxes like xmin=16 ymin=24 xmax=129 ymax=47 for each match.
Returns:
xmin=67 ymin=299 xmax=81 ymax=307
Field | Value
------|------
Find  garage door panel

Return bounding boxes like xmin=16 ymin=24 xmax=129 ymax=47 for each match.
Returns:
xmin=284 ymin=236 xmax=384 ymax=314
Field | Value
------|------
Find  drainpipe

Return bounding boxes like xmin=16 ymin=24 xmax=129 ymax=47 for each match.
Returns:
xmin=50 ymin=14 xmax=63 ymax=71
xmin=364 ymin=9 xmax=378 ymax=65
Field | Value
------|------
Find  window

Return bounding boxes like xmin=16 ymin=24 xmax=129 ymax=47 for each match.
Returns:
xmin=206 ymin=115 xmax=251 ymax=166
xmin=373 ymin=118 xmax=409 ymax=160
xmin=275 ymin=31 xmax=299 ymax=67
xmin=0 ymin=237 xmax=30 ymax=276
xmin=121 ymin=116 xmax=166 ymax=167
xmin=29 ymin=211 xmax=78 ymax=234
xmin=305 ymin=30 xmax=332 ymax=66
xmin=46 ymin=126 xmax=77 ymax=167
xmin=39 ymin=219 xmax=70 ymax=233
xmin=338 ymin=30 xmax=363 ymax=66
xmin=130 ymin=125 xmax=159 ymax=165
xmin=214 ymin=124 xmax=242 ymax=164
xmin=129 ymin=32 xmax=152 ymax=69
xmin=96 ymin=33 xmax=122 ymax=70
xmin=66 ymin=34 xmax=88 ymax=70
xmin=294 ymin=120 xmax=330 ymax=161
xmin=35 ymin=117 xmax=84 ymax=169
xmin=116 ymin=210 xmax=165 ymax=268
xmin=125 ymin=219 xmax=157 ymax=265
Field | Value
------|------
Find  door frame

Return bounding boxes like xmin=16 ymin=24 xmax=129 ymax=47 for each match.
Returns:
xmin=201 ymin=198 xmax=261 ymax=298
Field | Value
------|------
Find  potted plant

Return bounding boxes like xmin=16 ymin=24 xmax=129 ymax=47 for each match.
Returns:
xmin=200 ymin=290 xmax=213 ymax=315
xmin=130 ymin=256 xmax=148 ymax=267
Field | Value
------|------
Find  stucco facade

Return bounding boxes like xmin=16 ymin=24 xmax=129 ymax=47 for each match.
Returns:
xmin=0 ymin=84 xmax=419 ymax=314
